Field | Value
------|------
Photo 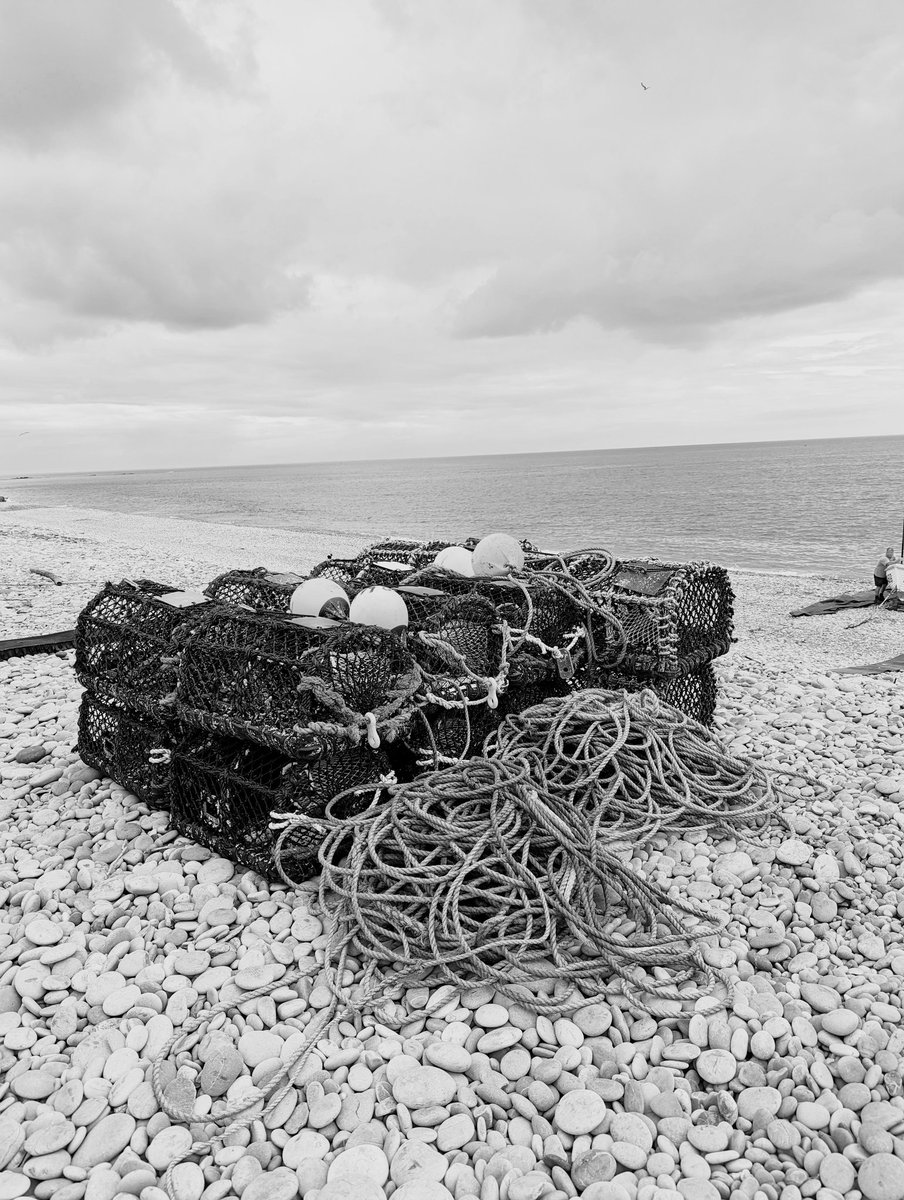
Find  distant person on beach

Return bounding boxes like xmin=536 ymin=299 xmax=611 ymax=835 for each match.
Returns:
xmin=874 ymin=546 xmax=899 ymax=604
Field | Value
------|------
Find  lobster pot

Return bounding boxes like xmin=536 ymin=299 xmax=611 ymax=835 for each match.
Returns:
xmin=590 ymin=663 xmax=718 ymax=726
xmin=172 ymin=608 xmax=419 ymax=758
xmin=407 ymin=592 xmax=503 ymax=679
xmin=308 ymin=556 xmax=371 ymax=591
xmin=405 ymin=669 xmax=567 ymax=767
xmin=170 ymin=733 xmax=391 ymax=881
xmin=366 ymin=537 xmax=462 ymax=567
xmin=75 ymin=580 xmax=211 ymax=715
xmin=205 ymin=568 xmax=304 ymax=612
xmin=501 ymin=674 xmax=570 ymax=719
xmin=409 ymin=571 xmax=584 ymax=660
xmin=406 ymin=690 xmax=502 ymax=765
xmin=311 ymin=555 xmax=426 ymax=590
xmin=586 ymin=560 xmax=734 ymax=675
xmin=309 ymin=537 xmax=481 ymax=590
xmin=77 ymin=693 xmax=174 ymax=809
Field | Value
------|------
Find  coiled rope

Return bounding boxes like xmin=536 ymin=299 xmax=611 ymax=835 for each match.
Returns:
xmin=151 ymin=686 xmax=780 ymax=1193
xmin=274 ymin=688 xmax=779 ymax=1015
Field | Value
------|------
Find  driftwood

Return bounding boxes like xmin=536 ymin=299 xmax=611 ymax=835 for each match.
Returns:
xmin=29 ymin=568 xmax=63 ymax=586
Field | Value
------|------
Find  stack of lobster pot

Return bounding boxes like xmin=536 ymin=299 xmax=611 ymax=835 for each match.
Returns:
xmin=75 ymin=579 xmax=422 ymax=880
xmin=566 ymin=557 xmax=734 ymax=726
xmin=206 ymin=543 xmax=595 ymax=767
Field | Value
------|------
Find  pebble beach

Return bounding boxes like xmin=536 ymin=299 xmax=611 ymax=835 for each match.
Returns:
xmin=3 ymin=506 xmax=904 ymax=1200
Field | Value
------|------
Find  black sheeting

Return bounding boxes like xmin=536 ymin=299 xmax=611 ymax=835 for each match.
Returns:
xmin=838 ymin=653 xmax=904 ymax=676
xmin=0 ymin=630 xmax=75 ymax=661
xmin=791 ymin=590 xmax=904 ymax=617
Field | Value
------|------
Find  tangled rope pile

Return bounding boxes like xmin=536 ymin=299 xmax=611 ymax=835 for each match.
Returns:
xmin=148 ymin=686 xmax=782 ymax=1190
xmin=275 ymin=687 xmax=780 ymax=1016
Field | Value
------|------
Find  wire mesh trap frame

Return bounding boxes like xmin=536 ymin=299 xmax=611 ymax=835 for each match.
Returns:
xmin=309 ymin=536 xmax=491 ymax=590
xmin=77 ymin=692 xmax=175 ymax=809
xmin=170 ymin=732 xmax=393 ymax=882
xmin=75 ymin=580 xmax=217 ymax=717
xmin=581 ymin=662 xmax=718 ymax=727
xmin=401 ymin=568 xmax=588 ymax=663
xmin=578 ymin=560 xmax=734 ymax=676
xmin=201 ymin=569 xmax=513 ymax=688
xmin=171 ymin=607 xmax=422 ymax=758
xmin=404 ymin=672 xmax=572 ymax=767
xmin=205 ymin=567 xmax=305 ymax=611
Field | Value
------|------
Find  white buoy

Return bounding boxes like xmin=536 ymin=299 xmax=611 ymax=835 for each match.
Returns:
xmin=349 ymin=586 xmax=409 ymax=630
xmin=289 ymin=578 xmax=350 ymax=619
xmin=472 ymin=533 xmax=525 ymax=578
xmin=434 ymin=545 xmax=475 ymax=577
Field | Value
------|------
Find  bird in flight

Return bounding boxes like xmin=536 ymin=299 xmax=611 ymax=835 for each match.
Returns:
xmin=641 ymin=82 xmax=649 ymax=90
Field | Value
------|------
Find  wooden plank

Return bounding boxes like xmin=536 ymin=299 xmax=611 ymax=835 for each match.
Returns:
xmin=0 ymin=630 xmax=76 ymax=661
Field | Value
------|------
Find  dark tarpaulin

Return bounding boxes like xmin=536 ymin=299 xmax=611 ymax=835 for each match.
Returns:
xmin=837 ymin=653 xmax=904 ymax=676
xmin=791 ymin=591 xmax=904 ymax=617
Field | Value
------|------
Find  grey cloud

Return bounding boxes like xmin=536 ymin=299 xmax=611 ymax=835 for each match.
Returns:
xmin=3 ymin=0 xmax=904 ymax=353
xmin=0 ymin=0 xmax=231 ymax=143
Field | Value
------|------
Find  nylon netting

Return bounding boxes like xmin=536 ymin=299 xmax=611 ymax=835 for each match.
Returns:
xmin=171 ymin=608 xmax=421 ymax=757
xmin=205 ymin=567 xmax=304 ymax=610
xmin=77 ymin=692 xmax=174 ymax=810
xmin=582 ymin=560 xmax=734 ymax=674
xmin=75 ymin=580 xmax=222 ymax=716
xmin=579 ymin=662 xmax=718 ymax=727
xmin=170 ymin=732 xmax=392 ymax=880
xmin=74 ymin=544 xmax=734 ymax=894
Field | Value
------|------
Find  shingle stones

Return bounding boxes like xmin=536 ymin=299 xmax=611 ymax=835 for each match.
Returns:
xmin=553 ymin=1089 xmax=607 ymax=1135
xmin=390 ymin=1066 xmax=457 ymax=1109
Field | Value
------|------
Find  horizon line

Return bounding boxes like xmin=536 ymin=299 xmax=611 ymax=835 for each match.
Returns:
xmin=3 ymin=428 xmax=904 ymax=480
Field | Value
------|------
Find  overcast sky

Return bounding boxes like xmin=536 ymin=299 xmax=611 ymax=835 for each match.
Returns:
xmin=1 ymin=0 xmax=903 ymax=474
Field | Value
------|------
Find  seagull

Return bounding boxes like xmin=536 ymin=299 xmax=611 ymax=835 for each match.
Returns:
xmin=17 ymin=431 xmax=29 ymax=437
xmin=641 ymin=82 xmax=649 ymax=91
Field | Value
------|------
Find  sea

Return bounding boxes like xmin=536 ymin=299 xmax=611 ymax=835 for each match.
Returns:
xmin=2 ymin=435 xmax=903 ymax=576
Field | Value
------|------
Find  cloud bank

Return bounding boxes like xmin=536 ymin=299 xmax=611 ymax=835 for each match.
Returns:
xmin=1 ymin=0 xmax=903 ymax=469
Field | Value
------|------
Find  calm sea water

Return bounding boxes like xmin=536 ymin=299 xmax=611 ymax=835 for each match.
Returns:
xmin=2 ymin=436 xmax=903 ymax=574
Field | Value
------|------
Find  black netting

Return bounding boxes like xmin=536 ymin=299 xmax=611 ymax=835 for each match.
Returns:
xmin=582 ymin=663 xmax=718 ymax=726
xmin=170 ymin=732 xmax=391 ymax=881
xmin=501 ymin=675 xmax=571 ymax=718
xmin=584 ymin=561 xmax=734 ymax=674
xmin=403 ymin=671 xmax=569 ymax=766
xmin=172 ymin=608 xmax=420 ymax=757
xmin=357 ymin=561 xmax=419 ymax=588
xmin=404 ymin=570 xmax=583 ymax=656
xmin=362 ymin=540 xmax=458 ymax=566
xmin=405 ymin=691 xmax=502 ymax=764
xmin=75 ymin=580 xmax=209 ymax=715
xmin=205 ymin=568 xmax=304 ymax=611
xmin=523 ymin=549 xmax=615 ymax=589
xmin=308 ymin=557 xmax=368 ymax=590
xmin=77 ymin=693 xmax=174 ymax=809
xmin=411 ymin=592 xmax=502 ymax=678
